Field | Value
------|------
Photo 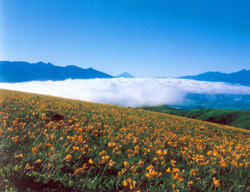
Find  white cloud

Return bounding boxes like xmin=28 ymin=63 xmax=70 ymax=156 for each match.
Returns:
xmin=0 ymin=78 xmax=250 ymax=107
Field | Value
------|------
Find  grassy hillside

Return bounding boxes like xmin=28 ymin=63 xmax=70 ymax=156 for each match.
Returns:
xmin=140 ymin=105 xmax=250 ymax=130
xmin=1 ymin=89 xmax=250 ymax=191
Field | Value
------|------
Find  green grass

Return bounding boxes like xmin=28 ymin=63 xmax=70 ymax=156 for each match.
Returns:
xmin=140 ymin=105 xmax=250 ymax=130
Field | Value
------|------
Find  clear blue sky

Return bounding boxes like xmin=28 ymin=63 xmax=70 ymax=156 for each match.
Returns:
xmin=1 ymin=0 xmax=250 ymax=77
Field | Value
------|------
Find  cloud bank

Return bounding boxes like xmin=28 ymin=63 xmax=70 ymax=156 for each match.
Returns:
xmin=1 ymin=78 xmax=250 ymax=107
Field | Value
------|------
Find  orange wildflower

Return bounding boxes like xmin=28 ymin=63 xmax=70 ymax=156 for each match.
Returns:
xmin=123 ymin=161 xmax=129 ymax=167
xmin=166 ymin=168 xmax=171 ymax=173
xmin=36 ymin=159 xmax=42 ymax=164
xmin=89 ymin=159 xmax=94 ymax=164
xmin=213 ymin=177 xmax=220 ymax=187
xmin=108 ymin=160 xmax=114 ymax=166
xmin=65 ymin=154 xmax=72 ymax=160
xmin=15 ymin=153 xmax=23 ymax=158
xmin=123 ymin=180 xmax=128 ymax=187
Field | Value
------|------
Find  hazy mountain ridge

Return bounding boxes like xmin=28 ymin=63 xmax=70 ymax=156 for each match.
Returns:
xmin=0 ymin=61 xmax=113 ymax=82
xmin=179 ymin=69 xmax=250 ymax=86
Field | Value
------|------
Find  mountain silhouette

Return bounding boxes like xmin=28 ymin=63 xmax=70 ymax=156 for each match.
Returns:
xmin=0 ymin=61 xmax=113 ymax=82
xmin=116 ymin=72 xmax=135 ymax=78
xmin=180 ymin=69 xmax=250 ymax=86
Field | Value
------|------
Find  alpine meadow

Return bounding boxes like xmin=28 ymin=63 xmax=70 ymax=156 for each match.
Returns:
xmin=1 ymin=89 xmax=249 ymax=191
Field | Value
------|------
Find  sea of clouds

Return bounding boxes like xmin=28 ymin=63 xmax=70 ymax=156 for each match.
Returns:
xmin=1 ymin=78 xmax=250 ymax=107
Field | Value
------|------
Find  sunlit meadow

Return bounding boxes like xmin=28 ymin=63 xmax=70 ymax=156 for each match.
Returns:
xmin=0 ymin=89 xmax=249 ymax=191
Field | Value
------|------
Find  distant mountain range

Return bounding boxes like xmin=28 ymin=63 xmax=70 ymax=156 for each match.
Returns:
xmin=1 ymin=61 xmax=249 ymax=86
xmin=179 ymin=69 xmax=250 ymax=86
xmin=0 ymin=61 xmax=113 ymax=82
xmin=116 ymin=72 xmax=135 ymax=78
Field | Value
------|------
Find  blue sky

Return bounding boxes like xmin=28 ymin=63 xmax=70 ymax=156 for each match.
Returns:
xmin=1 ymin=0 xmax=250 ymax=77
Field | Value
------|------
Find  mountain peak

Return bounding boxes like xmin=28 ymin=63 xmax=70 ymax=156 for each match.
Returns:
xmin=116 ymin=72 xmax=135 ymax=78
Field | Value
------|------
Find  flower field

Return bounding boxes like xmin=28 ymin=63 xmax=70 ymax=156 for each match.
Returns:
xmin=0 ymin=89 xmax=250 ymax=191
